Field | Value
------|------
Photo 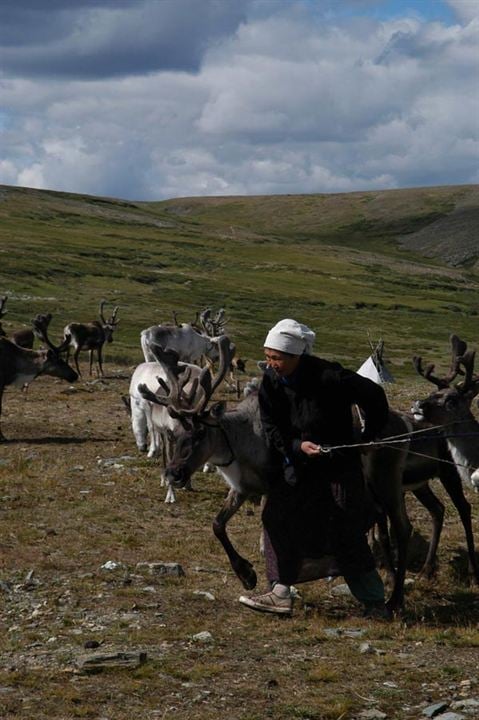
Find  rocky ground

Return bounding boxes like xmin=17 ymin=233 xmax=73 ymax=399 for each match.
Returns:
xmin=1 ymin=368 xmax=479 ymax=720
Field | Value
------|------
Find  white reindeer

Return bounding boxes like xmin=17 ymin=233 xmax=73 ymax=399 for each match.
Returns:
xmin=140 ymin=323 xmax=224 ymax=366
xmin=126 ymin=347 xmax=203 ymax=502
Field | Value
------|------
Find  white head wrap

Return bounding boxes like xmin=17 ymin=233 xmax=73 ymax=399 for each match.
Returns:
xmin=264 ymin=319 xmax=315 ymax=356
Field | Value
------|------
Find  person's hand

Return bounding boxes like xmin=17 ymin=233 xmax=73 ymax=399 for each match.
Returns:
xmin=300 ymin=441 xmax=322 ymax=456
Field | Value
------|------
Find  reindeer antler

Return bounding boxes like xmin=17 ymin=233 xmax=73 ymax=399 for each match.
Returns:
xmin=32 ymin=313 xmax=70 ymax=353
xmin=139 ymin=335 xmax=234 ymax=419
xmin=414 ymin=334 xmax=470 ymax=389
xmin=109 ymin=305 xmax=120 ymax=325
xmin=457 ymin=349 xmax=477 ymax=393
xmin=99 ymin=300 xmax=107 ymax=324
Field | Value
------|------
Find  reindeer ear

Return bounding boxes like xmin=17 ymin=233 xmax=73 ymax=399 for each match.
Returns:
xmin=209 ymin=401 xmax=226 ymax=419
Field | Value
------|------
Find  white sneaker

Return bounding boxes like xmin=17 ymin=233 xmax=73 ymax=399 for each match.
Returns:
xmin=239 ymin=590 xmax=293 ymax=616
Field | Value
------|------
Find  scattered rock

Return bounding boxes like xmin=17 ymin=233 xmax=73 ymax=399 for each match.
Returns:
xmin=191 ymin=631 xmax=213 ymax=643
xmin=450 ymin=699 xmax=479 ymax=711
xmin=136 ymin=562 xmax=185 ymax=577
xmin=358 ymin=710 xmax=387 ymax=719
xmin=359 ymin=642 xmax=376 ymax=654
xmin=100 ymin=561 xmax=127 ymax=572
xmin=434 ymin=714 xmax=466 ymax=720
xmin=77 ymin=651 xmax=147 ymax=673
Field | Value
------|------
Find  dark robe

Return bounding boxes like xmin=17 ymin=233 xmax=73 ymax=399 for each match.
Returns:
xmin=258 ymin=354 xmax=389 ymax=585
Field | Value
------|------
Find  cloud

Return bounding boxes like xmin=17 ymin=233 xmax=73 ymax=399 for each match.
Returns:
xmin=0 ymin=0 xmax=248 ymax=78
xmin=445 ymin=0 xmax=479 ymax=22
xmin=0 ymin=1 xmax=477 ymax=200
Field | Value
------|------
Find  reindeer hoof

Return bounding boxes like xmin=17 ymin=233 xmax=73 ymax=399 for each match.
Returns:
xmin=385 ymin=599 xmax=403 ymax=618
xmin=238 ymin=562 xmax=257 ymax=590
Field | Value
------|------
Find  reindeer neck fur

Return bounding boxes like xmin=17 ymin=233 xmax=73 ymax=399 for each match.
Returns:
xmin=0 ymin=340 xmax=49 ymax=387
xmin=445 ymin=415 xmax=479 ymax=484
xmin=209 ymin=394 xmax=270 ymax=495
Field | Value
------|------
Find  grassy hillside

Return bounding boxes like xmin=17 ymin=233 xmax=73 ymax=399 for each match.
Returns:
xmin=1 ymin=183 xmax=479 ymax=376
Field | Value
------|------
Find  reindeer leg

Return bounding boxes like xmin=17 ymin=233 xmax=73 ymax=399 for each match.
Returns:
xmin=97 ymin=346 xmax=104 ymax=377
xmin=213 ymin=489 xmax=257 ymax=590
xmin=371 ymin=511 xmax=397 ymax=586
xmin=365 ymin=446 xmax=411 ymax=614
xmin=74 ymin=349 xmax=81 ymax=377
xmin=413 ymin=483 xmax=444 ymax=580
xmin=382 ymin=494 xmax=412 ymax=614
xmin=440 ymin=468 xmax=479 ymax=585
xmin=160 ymin=430 xmax=176 ymax=503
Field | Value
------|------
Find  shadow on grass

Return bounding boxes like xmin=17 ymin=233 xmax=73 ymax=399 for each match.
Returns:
xmin=4 ymin=436 xmax=114 ymax=445
xmin=405 ymin=590 xmax=479 ymax=626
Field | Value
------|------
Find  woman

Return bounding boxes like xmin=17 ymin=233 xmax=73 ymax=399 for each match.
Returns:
xmin=239 ymin=319 xmax=390 ymax=618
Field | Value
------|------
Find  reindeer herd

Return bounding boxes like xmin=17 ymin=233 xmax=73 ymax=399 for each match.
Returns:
xmin=1 ymin=292 xmax=479 ymax=615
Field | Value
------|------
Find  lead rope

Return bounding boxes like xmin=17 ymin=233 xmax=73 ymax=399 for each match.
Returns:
xmin=318 ymin=419 xmax=479 ymax=473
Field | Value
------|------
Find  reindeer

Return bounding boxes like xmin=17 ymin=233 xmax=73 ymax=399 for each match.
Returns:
xmin=140 ymin=337 xmax=479 ymax=613
xmin=0 ymin=315 xmax=78 ymax=440
xmin=63 ymin=301 xmax=119 ymax=377
xmin=126 ymin=349 xmax=203 ymax=502
xmin=139 ymin=338 xmax=411 ymax=609
xmin=383 ymin=334 xmax=479 ymax=587
xmin=140 ymin=322 xmax=232 ymax=367
xmin=0 ymin=295 xmax=35 ymax=349
xmin=357 ymin=338 xmax=477 ymax=590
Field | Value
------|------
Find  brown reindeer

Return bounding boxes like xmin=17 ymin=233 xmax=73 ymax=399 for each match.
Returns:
xmin=0 ymin=295 xmax=35 ymax=349
xmin=0 ymin=315 xmax=78 ymax=441
xmin=63 ymin=300 xmax=119 ymax=377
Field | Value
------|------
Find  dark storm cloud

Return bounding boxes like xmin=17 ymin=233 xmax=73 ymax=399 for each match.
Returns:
xmin=0 ymin=0 xmax=248 ymax=78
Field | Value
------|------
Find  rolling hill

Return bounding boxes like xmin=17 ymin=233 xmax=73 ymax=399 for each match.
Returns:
xmin=1 ymin=183 xmax=478 ymax=377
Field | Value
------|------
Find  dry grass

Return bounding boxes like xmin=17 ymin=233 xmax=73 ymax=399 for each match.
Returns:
xmin=0 ymin=368 xmax=479 ymax=719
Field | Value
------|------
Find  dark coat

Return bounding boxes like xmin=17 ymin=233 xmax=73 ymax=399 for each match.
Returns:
xmin=258 ymin=354 xmax=390 ymax=582
xmin=258 ymin=353 xmax=389 ymax=479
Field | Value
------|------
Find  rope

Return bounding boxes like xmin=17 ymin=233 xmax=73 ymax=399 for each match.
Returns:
xmin=318 ymin=419 xmax=479 ymax=472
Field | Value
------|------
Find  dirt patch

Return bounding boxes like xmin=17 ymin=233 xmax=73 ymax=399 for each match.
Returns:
xmin=0 ymin=369 xmax=479 ymax=719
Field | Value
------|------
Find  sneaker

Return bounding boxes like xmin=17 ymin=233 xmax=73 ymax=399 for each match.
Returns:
xmin=362 ymin=602 xmax=392 ymax=620
xmin=239 ymin=590 xmax=293 ymax=616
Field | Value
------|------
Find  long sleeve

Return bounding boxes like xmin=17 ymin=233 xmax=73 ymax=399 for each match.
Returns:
xmin=258 ymin=371 xmax=302 ymax=463
xmin=340 ymin=369 xmax=389 ymax=441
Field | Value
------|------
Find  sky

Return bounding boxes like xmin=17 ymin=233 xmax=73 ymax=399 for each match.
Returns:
xmin=0 ymin=0 xmax=478 ymax=201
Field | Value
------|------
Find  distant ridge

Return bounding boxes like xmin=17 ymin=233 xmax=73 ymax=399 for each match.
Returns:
xmin=2 ymin=182 xmax=478 ymax=267
xmin=398 ymin=189 xmax=479 ymax=266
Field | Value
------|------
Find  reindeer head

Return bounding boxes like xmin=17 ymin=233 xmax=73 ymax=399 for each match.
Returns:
xmin=411 ymin=335 xmax=479 ymax=425
xmin=99 ymin=301 xmax=119 ymax=343
xmin=138 ymin=335 xmax=233 ymax=488
xmin=31 ymin=313 xmax=79 ymax=381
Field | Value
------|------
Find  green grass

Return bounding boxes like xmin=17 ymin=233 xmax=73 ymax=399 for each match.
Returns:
xmin=1 ymin=183 xmax=479 ymax=376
